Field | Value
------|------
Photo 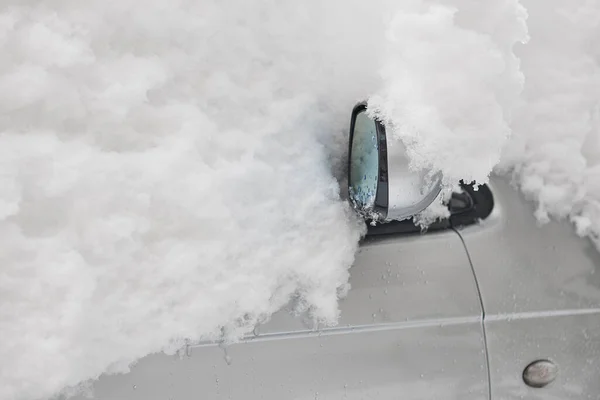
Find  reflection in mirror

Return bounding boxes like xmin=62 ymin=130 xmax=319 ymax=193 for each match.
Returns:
xmin=349 ymin=110 xmax=379 ymax=215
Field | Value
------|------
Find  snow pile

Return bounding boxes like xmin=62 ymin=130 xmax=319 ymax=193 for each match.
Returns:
xmin=1 ymin=0 xmax=599 ymax=399
xmin=499 ymin=0 xmax=600 ymax=246
xmin=369 ymin=0 xmax=529 ymax=186
xmin=0 ymin=2 xmax=383 ymax=399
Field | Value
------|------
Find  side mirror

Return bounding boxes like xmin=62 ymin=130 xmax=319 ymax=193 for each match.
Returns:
xmin=348 ymin=102 xmax=442 ymax=223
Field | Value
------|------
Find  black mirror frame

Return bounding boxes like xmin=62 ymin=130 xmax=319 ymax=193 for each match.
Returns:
xmin=348 ymin=102 xmax=389 ymax=220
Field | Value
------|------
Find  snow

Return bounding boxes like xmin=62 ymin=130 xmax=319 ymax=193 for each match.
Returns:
xmin=369 ymin=0 xmax=529 ymax=186
xmin=498 ymin=0 xmax=600 ymax=248
xmin=0 ymin=0 xmax=599 ymax=399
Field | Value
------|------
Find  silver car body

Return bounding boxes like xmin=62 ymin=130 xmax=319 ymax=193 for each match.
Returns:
xmin=64 ymin=177 xmax=600 ymax=400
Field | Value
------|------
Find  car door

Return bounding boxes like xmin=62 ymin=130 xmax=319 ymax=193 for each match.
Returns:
xmin=63 ymin=228 xmax=488 ymax=400
xmin=457 ymin=178 xmax=600 ymax=399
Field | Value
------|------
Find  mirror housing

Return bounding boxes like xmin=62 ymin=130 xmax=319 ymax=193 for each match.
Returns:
xmin=348 ymin=102 xmax=442 ymax=223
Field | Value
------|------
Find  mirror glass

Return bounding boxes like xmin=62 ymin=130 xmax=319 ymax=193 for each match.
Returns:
xmin=349 ymin=110 xmax=379 ymax=213
xmin=348 ymin=104 xmax=442 ymax=223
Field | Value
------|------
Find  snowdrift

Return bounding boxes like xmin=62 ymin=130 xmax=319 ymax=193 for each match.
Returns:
xmin=0 ymin=0 xmax=598 ymax=399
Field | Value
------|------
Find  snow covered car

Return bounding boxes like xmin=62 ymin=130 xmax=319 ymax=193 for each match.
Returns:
xmin=63 ymin=105 xmax=600 ymax=400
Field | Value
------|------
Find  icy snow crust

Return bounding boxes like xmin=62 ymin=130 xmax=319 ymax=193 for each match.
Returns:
xmin=0 ymin=0 xmax=598 ymax=399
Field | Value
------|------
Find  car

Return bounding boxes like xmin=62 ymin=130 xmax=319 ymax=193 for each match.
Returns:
xmin=61 ymin=104 xmax=600 ymax=400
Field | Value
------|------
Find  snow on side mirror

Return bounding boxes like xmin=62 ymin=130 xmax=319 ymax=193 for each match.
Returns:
xmin=348 ymin=102 xmax=442 ymax=223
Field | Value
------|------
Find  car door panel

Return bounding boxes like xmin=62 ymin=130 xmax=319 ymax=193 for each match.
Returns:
xmin=458 ymin=177 xmax=600 ymax=399
xmin=62 ymin=230 xmax=488 ymax=400
xmin=77 ymin=324 xmax=485 ymax=400
xmin=484 ymin=313 xmax=600 ymax=400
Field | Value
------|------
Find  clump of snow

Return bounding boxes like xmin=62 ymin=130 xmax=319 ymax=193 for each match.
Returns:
xmin=368 ymin=0 xmax=529 ymax=186
xmin=0 ymin=1 xmax=386 ymax=399
xmin=2 ymin=0 xmax=599 ymax=399
xmin=498 ymin=0 xmax=600 ymax=247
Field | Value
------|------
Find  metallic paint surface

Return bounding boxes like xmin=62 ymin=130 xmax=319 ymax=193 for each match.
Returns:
xmin=57 ymin=177 xmax=600 ymax=400
xmin=457 ymin=177 xmax=600 ymax=400
xmin=61 ymin=228 xmax=488 ymax=400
